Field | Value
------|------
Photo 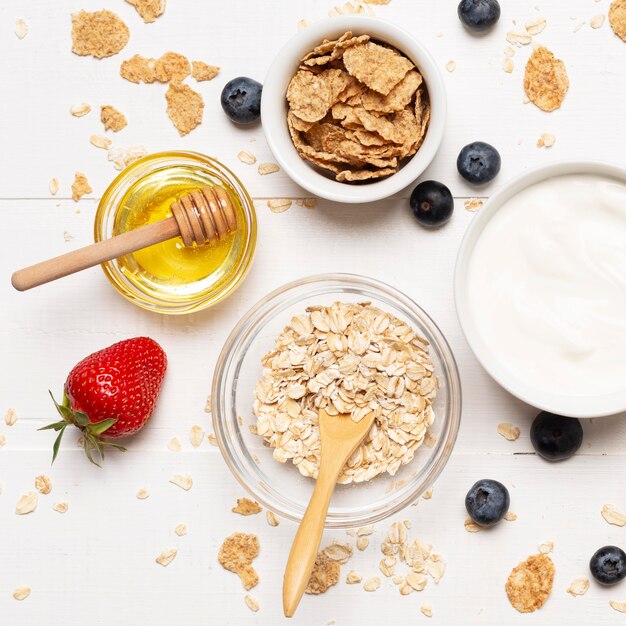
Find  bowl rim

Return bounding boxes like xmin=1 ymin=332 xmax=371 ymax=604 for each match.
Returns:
xmin=261 ymin=15 xmax=447 ymax=204
xmin=454 ymin=159 xmax=626 ymax=418
xmin=211 ymin=273 xmax=462 ymax=527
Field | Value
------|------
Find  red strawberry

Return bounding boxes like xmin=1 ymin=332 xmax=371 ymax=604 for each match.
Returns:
xmin=42 ymin=337 xmax=167 ymax=465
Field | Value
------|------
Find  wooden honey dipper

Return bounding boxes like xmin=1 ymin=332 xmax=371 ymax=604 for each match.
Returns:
xmin=11 ymin=185 xmax=237 ymax=292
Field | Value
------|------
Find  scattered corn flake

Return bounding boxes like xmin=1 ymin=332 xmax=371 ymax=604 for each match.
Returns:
xmin=53 ymin=502 xmax=69 ymax=513
xmin=120 ymin=54 xmax=157 ymax=83
xmin=464 ymin=198 xmax=483 ymax=212
xmin=538 ymin=541 xmax=554 ymax=554
xmin=90 ymin=134 xmax=112 ymax=150
xmin=602 ymin=503 xmax=626 ymax=526
xmin=423 ymin=489 xmax=433 ymax=500
xmin=13 ymin=587 xmax=31 ymax=601
xmin=297 ymin=19 xmax=310 ymax=30
xmin=420 ymin=605 xmax=433 ymax=618
xmin=445 ymin=60 xmax=456 ymax=73
xmin=15 ymin=19 xmax=28 ymax=39
xmin=525 ymin=17 xmax=547 ymax=35
xmin=268 ymin=199 xmax=292 ymax=213
xmin=306 ymin=552 xmax=341 ymax=594
xmin=266 ymin=511 xmax=280 ymax=527
xmin=363 ymin=576 xmax=381 ymax=592
xmin=524 ymin=46 xmax=569 ymax=112
xmin=346 ymin=570 xmax=362 ymax=584
xmin=5 ymin=408 xmax=17 ymax=426
xmin=70 ymin=102 xmax=91 ymax=117
xmin=611 ymin=600 xmax=626 ymax=612
xmin=16 ymin=491 xmax=38 ymax=515
xmin=155 ymin=548 xmax=177 ymax=567
xmin=610 ymin=0 xmax=626 ymax=40
xmin=504 ymin=512 xmax=518 ymax=522
xmin=169 ymin=474 xmax=193 ymax=490
xmin=49 ymin=178 xmax=59 ymax=196
xmin=258 ymin=162 xmax=280 ymax=175
xmin=303 ymin=197 xmax=317 ymax=208
xmin=232 ymin=497 xmax=262 ymax=516
xmin=237 ymin=151 xmax=257 ymax=165
xmin=136 ymin=488 xmax=150 ymax=500
xmin=567 ymin=577 xmax=589 ymax=596
xmin=155 ymin=52 xmax=191 ymax=82
xmin=71 ymin=10 xmax=129 ymax=58
xmin=71 ymin=172 xmax=92 ymax=201
xmin=504 ymin=46 xmax=516 ymax=57
xmin=464 ymin=518 xmax=482 ymax=533
xmin=175 ymin=523 xmax=187 ymax=536
xmin=189 ymin=425 xmax=205 ymax=448
xmin=537 ymin=133 xmax=556 ymax=148
xmin=207 ymin=433 xmax=217 ymax=446
xmin=506 ymin=30 xmax=533 ymax=46
xmin=497 ymin=422 xmax=520 ymax=441
xmin=503 ymin=58 xmax=514 ymax=73
xmin=125 ymin=0 xmax=166 ymax=23
xmin=167 ymin=437 xmax=182 ymax=452
xmin=591 ymin=14 xmax=606 ymax=29
xmin=101 ymin=105 xmax=127 ymax=132
xmin=191 ymin=61 xmax=220 ymax=81
xmin=165 ymin=81 xmax=204 ymax=136
xmin=244 ymin=594 xmax=259 ymax=613
xmin=219 ymin=533 xmax=260 ymax=589
xmin=506 ymin=554 xmax=555 ymax=613
xmin=34 ymin=475 xmax=52 ymax=495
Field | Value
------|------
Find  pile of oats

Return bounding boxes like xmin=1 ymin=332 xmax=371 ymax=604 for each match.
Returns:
xmin=286 ymin=32 xmax=430 ymax=183
xmin=254 ymin=302 xmax=437 ymax=483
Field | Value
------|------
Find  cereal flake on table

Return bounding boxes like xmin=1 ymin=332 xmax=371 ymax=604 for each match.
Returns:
xmin=346 ymin=570 xmax=362 ymax=584
xmin=504 ymin=511 xmax=517 ymax=521
xmin=420 ymin=605 xmax=433 ymax=617
xmin=267 ymin=198 xmax=292 ymax=213
xmin=16 ymin=491 xmax=38 ymax=515
xmin=505 ymin=553 xmax=555 ymax=613
xmin=537 ymin=133 xmax=556 ymax=148
xmin=125 ymin=0 xmax=166 ymax=23
xmin=525 ymin=16 xmax=547 ymax=35
xmin=322 ymin=543 xmax=353 ymax=564
xmin=90 ymin=134 xmax=112 ymax=150
xmin=244 ymin=594 xmax=259 ymax=612
xmin=136 ymin=488 xmax=150 ymax=499
xmin=497 ymin=422 xmax=520 ymax=441
xmin=71 ymin=172 xmax=92 ymax=201
xmin=464 ymin=518 xmax=482 ymax=532
xmin=356 ymin=537 xmax=369 ymax=551
xmin=306 ymin=552 xmax=341 ymax=594
xmin=502 ymin=58 xmax=514 ymax=73
xmin=53 ymin=501 xmax=69 ymax=513
xmin=601 ymin=503 xmax=626 ymax=526
xmin=538 ymin=541 xmax=554 ymax=554
xmin=191 ymin=61 xmax=220 ymax=82
xmin=5 ymin=408 xmax=17 ymax=426
xmin=71 ymin=10 xmax=129 ymax=59
xmin=165 ymin=82 xmax=204 ymax=135
xmin=15 ymin=19 xmax=28 ymax=40
xmin=49 ymin=178 xmax=60 ymax=196
xmin=35 ymin=475 xmax=52 ymax=494
xmin=175 ymin=523 xmax=187 ymax=536
xmin=237 ymin=151 xmax=257 ymax=165
xmin=567 ymin=577 xmax=589 ymax=596
xmin=258 ymin=162 xmax=280 ymax=175
xmin=266 ymin=511 xmax=280 ymax=526
xmin=524 ymin=46 xmax=569 ymax=112
xmin=232 ymin=498 xmax=262 ymax=516
xmin=101 ymin=105 xmax=127 ymax=132
xmin=155 ymin=548 xmax=177 ymax=566
xmin=107 ymin=145 xmax=148 ymax=171
xmin=13 ymin=587 xmax=31 ymax=601
xmin=70 ymin=102 xmax=91 ymax=117
xmin=207 ymin=432 xmax=218 ymax=446
xmin=363 ymin=576 xmax=381 ymax=592
xmin=610 ymin=0 xmax=626 ymax=40
xmin=167 ymin=436 xmax=181 ymax=452
xmin=218 ymin=532 xmax=260 ymax=589
xmin=189 ymin=425 xmax=205 ymax=447
xmin=445 ymin=60 xmax=456 ymax=73
xmin=464 ymin=198 xmax=483 ymax=212
xmin=590 ymin=14 xmax=606 ymax=29
xmin=169 ymin=473 xmax=193 ymax=490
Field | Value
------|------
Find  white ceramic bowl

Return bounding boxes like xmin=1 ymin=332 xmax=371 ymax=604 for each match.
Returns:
xmin=455 ymin=160 xmax=626 ymax=418
xmin=261 ymin=16 xmax=446 ymax=204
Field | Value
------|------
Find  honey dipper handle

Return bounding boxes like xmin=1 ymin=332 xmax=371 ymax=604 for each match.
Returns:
xmin=11 ymin=217 xmax=181 ymax=291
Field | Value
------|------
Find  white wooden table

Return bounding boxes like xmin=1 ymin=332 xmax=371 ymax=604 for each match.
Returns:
xmin=2 ymin=0 xmax=626 ymax=624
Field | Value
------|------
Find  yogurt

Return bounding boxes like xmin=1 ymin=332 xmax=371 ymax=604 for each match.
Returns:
xmin=467 ymin=174 xmax=626 ymax=397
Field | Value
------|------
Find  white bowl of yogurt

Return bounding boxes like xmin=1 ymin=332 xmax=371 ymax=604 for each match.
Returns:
xmin=455 ymin=161 xmax=626 ymax=418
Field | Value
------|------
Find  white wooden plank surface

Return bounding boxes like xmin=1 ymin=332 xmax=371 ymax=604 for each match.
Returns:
xmin=2 ymin=0 xmax=626 ymax=624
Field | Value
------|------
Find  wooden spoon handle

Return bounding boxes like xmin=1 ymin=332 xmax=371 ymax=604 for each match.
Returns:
xmin=11 ymin=217 xmax=181 ymax=291
xmin=283 ymin=462 xmax=339 ymax=618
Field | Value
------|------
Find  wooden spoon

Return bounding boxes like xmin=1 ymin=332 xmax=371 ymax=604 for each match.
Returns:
xmin=11 ymin=185 xmax=237 ymax=292
xmin=282 ymin=407 xmax=376 ymax=618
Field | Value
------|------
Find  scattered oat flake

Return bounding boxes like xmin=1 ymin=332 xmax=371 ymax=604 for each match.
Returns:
xmin=506 ymin=554 xmax=555 ymax=613
xmin=464 ymin=198 xmax=483 ymax=212
xmin=174 ymin=523 xmax=187 ymax=536
xmin=297 ymin=19 xmax=310 ymax=30
xmin=268 ymin=199 xmax=292 ymax=213
xmin=15 ymin=19 xmax=28 ymax=39
xmin=504 ymin=46 xmax=516 ymax=57
xmin=322 ymin=543 xmax=353 ymax=564
xmin=303 ymin=197 xmax=317 ymax=209
xmin=165 ymin=82 xmax=204 ymax=136
xmin=244 ymin=594 xmax=259 ymax=612
xmin=169 ymin=474 xmax=193 ymax=490
xmin=346 ymin=570 xmax=362 ymax=584
xmin=49 ymin=178 xmax=60 ymax=196
xmin=573 ymin=19 xmax=586 ymax=32
xmin=357 ymin=525 xmax=375 ymax=536
xmin=35 ymin=475 xmax=52 ymax=495
xmin=191 ymin=61 xmax=220 ymax=82
xmin=464 ymin=518 xmax=482 ymax=533
xmin=13 ymin=587 xmax=30 ymax=601
xmin=506 ymin=30 xmax=532 ymax=46
xmin=71 ymin=172 xmax=92 ymax=201
xmin=591 ymin=14 xmax=606 ymax=29
xmin=5 ymin=408 xmax=17 ymax=426
xmin=136 ymin=488 xmax=150 ymax=500
xmin=107 ymin=145 xmax=147 ymax=171
xmin=125 ymin=0 xmax=166 ymax=23
xmin=423 ymin=489 xmax=433 ymax=500
xmin=524 ymin=46 xmax=569 ymax=112
xmin=420 ymin=605 xmax=433 ymax=617
xmin=503 ymin=58 xmax=514 ymax=73
xmin=71 ymin=10 xmax=129 ymax=58
xmin=167 ymin=437 xmax=182 ymax=452
xmin=537 ymin=133 xmax=556 ymax=148
xmin=16 ymin=491 xmax=38 ymax=515
xmin=70 ymin=103 xmax=91 ymax=117
xmin=538 ymin=541 xmax=554 ymax=554
xmin=155 ymin=548 xmax=177 ymax=567
xmin=364 ymin=576 xmax=381 ymax=592
xmin=207 ymin=433 xmax=217 ymax=447
xmin=266 ymin=511 xmax=280 ymax=526
xmin=611 ymin=600 xmax=626 ymax=613
xmin=445 ymin=60 xmax=456 ymax=72
xmin=504 ymin=511 xmax=518 ymax=521
xmin=526 ymin=17 xmax=547 ymax=35
xmin=498 ymin=422 xmax=520 ymax=441
xmin=258 ymin=162 xmax=280 ymax=175
xmin=53 ymin=502 xmax=69 ymax=513
xmin=189 ymin=425 xmax=205 ymax=448
xmin=602 ymin=503 xmax=626 ymax=526
xmin=306 ymin=552 xmax=341 ymax=594
xmin=204 ymin=395 xmax=212 ymax=413
xmin=567 ymin=577 xmax=589 ymax=596
xmin=100 ymin=105 xmax=127 ymax=132
xmin=232 ymin=497 xmax=262 ymax=516
xmin=237 ymin=151 xmax=257 ymax=165
xmin=356 ymin=537 xmax=369 ymax=551
xmin=90 ymin=134 xmax=112 ymax=150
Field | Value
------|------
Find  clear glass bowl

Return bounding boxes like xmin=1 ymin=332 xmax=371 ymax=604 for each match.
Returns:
xmin=94 ymin=151 xmax=257 ymax=315
xmin=212 ymin=274 xmax=462 ymax=528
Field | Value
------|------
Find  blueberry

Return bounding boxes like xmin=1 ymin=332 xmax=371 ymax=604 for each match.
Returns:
xmin=530 ymin=412 xmax=583 ymax=462
xmin=410 ymin=180 xmax=454 ymax=228
xmin=220 ymin=77 xmax=262 ymax=124
xmin=457 ymin=141 xmax=501 ymax=184
xmin=458 ymin=0 xmax=501 ymax=31
xmin=590 ymin=546 xmax=626 ymax=585
xmin=465 ymin=479 xmax=510 ymax=527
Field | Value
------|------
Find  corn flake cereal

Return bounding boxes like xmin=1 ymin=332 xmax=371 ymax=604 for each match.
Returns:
xmin=505 ymin=554 xmax=555 ymax=613
xmin=192 ymin=61 xmax=220 ymax=81
xmin=305 ymin=552 xmax=341 ymax=594
xmin=71 ymin=10 xmax=129 ymax=59
xmin=524 ymin=46 xmax=569 ymax=112
xmin=610 ymin=0 xmax=626 ymax=41
xmin=100 ymin=105 xmax=127 ymax=132
xmin=125 ymin=0 xmax=165 ymax=23
xmin=218 ymin=533 xmax=259 ymax=590
xmin=165 ymin=82 xmax=204 ymax=135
